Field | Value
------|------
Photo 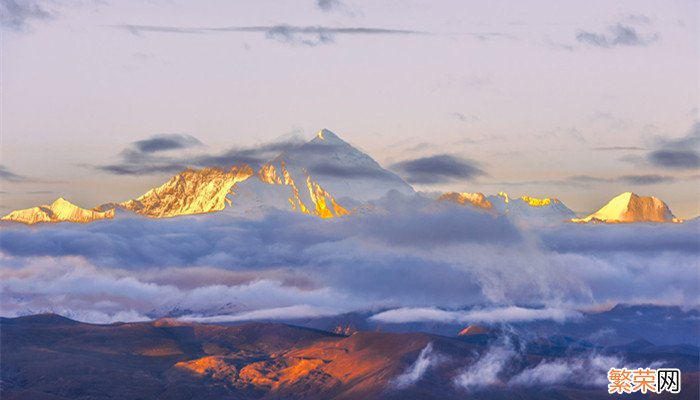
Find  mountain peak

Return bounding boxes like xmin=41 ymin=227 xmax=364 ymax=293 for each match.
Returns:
xmin=51 ymin=197 xmax=72 ymax=207
xmin=573 ymin=192 xmax=680 ymax=223
xmin=314 ymin=128 xmax=341 ymax=142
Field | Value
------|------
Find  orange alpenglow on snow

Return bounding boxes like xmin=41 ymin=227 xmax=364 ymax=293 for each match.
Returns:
xmin=572 ymin=192 xmax=682 ymax=224
xmin=0 ymin=197 xmax=114 ymax=224
xmin=438 ymin=192 xmax=493 ymax=209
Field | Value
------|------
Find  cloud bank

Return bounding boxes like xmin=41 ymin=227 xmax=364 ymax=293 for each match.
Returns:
xmin=0 ymin=201 xmax=698 ymax=323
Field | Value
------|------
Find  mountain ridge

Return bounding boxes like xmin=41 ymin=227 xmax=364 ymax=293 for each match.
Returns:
xmin=1 ymin=197 xmax=114 ymax=224
xmin=0 ymin=131 xmax=685 ymax=225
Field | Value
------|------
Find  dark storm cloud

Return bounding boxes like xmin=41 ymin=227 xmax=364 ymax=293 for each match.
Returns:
xmin=133 ymin=134 xmax=202 ymax=154
xmin=95 ymin=134 xmax=304 ymax=175
xmin=115 ymin=24 xmax=422 ymax=46
xmin=0 ymin=165 xmax=30 ymax=183
xmin=576 ymin=23 xmax=658 ymax=48
xmin=0 ymin=0 xmax=53 ymax=31
xmin=390 ymin=154 xmax=485 ymax=184
xmin=647 ymin=123 xmax=700 ymax=170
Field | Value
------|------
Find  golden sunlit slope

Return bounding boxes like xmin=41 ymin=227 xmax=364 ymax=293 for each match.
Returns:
xmin=0 ymin=197 xmax=114 ymax=224
xmin=116 ymin=166 xmax=254 ymax=218
xmin=572 ymin=192 xmax=681 ymax=223
xmin=249 ymin=159 xmax=349 ymax=219
xmin=438 ymin=192 xmax=493 ymax=209
xmin=3 ymin=130 xmax=371 ymax=223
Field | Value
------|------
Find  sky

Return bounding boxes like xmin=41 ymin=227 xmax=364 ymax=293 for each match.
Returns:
xmin=1 ymin=0 xmax=698 ymax=217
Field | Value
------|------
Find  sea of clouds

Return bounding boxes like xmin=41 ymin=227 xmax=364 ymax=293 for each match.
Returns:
xmin=1 ymin=202 xmax=698 ymax=323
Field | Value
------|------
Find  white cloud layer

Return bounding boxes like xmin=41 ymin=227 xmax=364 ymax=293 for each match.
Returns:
xmin=1 ymin=206 xmax=698 ymax=323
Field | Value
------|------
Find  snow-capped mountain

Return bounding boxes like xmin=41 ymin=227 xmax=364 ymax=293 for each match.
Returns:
xmin=572 ymin=192 xmax=681 ymax=223
xmin=0 ymin=130 xmax=685 ymax=226
xmin=438 ymin=192 xmax=493 ymax=209
xmin=486 ymin=192 xmax=576 ymax=224
xmin=2 ymin=129 xmax=413 ymax=223
xmin=97 ymin=166 xmax=255 ymax=218
xmin=438 ymin=191 xmax=576 ymax=225
xmin=225 ymin=129 xmax=413 ymax=218
xmin=1 ymin=198 xmax=114 ymax=224
xmin=261 ymin=129 xmax=414 ymax=202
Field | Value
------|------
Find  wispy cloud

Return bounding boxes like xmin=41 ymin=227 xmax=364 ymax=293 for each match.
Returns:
xmin=576 ymin=23 xmax=659 ymax=48
xmin=510 ymin=354 xmax=622 ymax=387
xmin=569 ymin=174 xmax=676 ymax=186
xmin=370 ymin=306 xmax=581 ymax=324
xmin=181 ymin=305 xmax=339 ymax=323
xmin=115 ymin=24 xmax=422 ymax=46
xmin=454 ymin=339 xmax=517 ymax=390
xmin=0 ymin=0 xmax=54 ymax=32
xmin=95 ymin=133 xmax=304 ymax=175
xmin=647 ymin=122 xmax=700 ymax=170
xmin=132 ymin=134 xmax=202 ymax=154
xmin=450 ymin=112 xmax=479 ymax=123
xmin=316 ymin=0 xmax=344 ymax=13
xmin=593 ymin=146 xmax=645 ymax=151
xmin=0 ymin=165 xmax=30 ymax=183
xmin=649 ymin=150 xmax=699 ymax=169
xmin=393 ymin=343 xmax=443 ymax=389
xmin=389 ymin=154 xmax=485 ymax=184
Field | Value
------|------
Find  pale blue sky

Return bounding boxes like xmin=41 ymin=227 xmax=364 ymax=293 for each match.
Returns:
xmin=1 ymin=0 xmax=698 ymax=216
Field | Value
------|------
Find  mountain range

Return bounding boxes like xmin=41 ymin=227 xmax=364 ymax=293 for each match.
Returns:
xmin=0 ymin=129 xmax=682 ymax=225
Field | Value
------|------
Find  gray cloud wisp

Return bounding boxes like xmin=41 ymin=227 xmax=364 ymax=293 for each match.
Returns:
xmin=576 ymin=23 xmax=659 ymax=48
xmin=115 ymin=24 xmax=423 ymax=46
xmin=390 ymin=154 xmax=485 ymax=184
